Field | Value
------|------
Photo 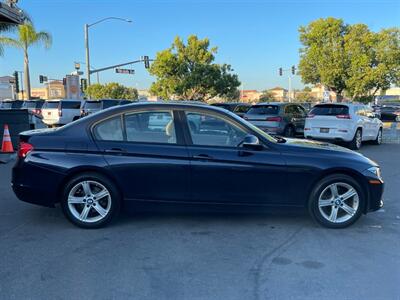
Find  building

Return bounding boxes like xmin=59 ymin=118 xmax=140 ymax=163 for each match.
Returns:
xmin=31 ymin=81 xmax=66 ymax=99
xmin=240 ymin=90 xmax=261 ymax=103
xmin=0 ymin=76 xmax=16 ymax=100
xmin=310 ymin=84 xmax=337 ymax=102
xmin=268 ymin=87 xmax=288 ymax=101
xmin=0 ymin=1 xmax=23 ymax=24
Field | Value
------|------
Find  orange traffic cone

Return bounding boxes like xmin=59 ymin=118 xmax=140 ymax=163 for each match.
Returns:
xmin=1 ymin=124 xmax=14 ymax=153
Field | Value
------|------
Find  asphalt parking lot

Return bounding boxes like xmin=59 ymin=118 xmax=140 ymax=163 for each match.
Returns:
xmin=0 ymin=144 xmax=399 ymax=300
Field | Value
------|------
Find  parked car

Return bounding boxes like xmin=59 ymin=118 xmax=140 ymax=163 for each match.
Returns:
xmin=233 ymin=103 xmax=251 ymax=118
xmin=304 ymin=103 xmax=383 ymax=150
xmin=297 ymin=102 xmax=313 ymax=112
xmin=0 ymin=100 xmax=24 ymax=109
xmin=41 ymin=99 xmax=82 ymax=127
xmin=13 ymin=102 xmax=384 ymax=229
xmin=379 ymin=105 xmax=400 ymax=122
xmin=21 ymin=100 xmax=45 ymax=129
xmin=210 ymin=102 xmax=247 ymax=112
xmin=119 ymin=100 xmax=134 ymax=105
xmin=81 ymin=99 xmax=121 ymax=117
xmin=243 ymin=102 xmax=307 ymax=137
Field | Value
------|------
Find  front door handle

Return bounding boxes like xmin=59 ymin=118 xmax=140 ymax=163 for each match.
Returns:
xmin=104 ymin=148 xmax=127 ymax=154
xmin=192 ymin=154 xmax=213 ymax=160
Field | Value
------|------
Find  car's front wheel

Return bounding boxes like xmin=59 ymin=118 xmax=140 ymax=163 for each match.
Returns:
xmin=308 ymin=174 xmax=365 ymax=228
xmin=61 ymin=173 xmax=121 ymax=228
xmin=372 ymin=128 xmax=383 ymax=145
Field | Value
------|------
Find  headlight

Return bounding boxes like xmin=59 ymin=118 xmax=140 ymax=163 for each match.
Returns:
xmin=367 ymin=166 xmax=382 ymax=179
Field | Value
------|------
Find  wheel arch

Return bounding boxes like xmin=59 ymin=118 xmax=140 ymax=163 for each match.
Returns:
xmin=307 ymin=168 xmax=371 ymax=214
xmin=56 ymin=166 xmax=124 ymax=204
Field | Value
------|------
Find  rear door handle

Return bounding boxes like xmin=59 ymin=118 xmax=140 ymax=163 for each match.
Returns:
xmin=192 ymin=154 xmax=213 ymax=160
xmin=104 ymin=148 xmax=127 ymax=154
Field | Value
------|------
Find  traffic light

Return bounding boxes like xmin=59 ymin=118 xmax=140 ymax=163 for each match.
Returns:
xmin=143 ymin=55 xmax=150 ymax=69
xmin=279 ymin=67 xmax=283 ymax=76
xmin=291 ymin=65 xmax=296 ymax=75
xmin=80 ymin=78 xmax=87 ymax=92
xmin=39 ymin=75 xmax=47 ymax=83
xmin=13 ymin=71 xmax=19 ymax=93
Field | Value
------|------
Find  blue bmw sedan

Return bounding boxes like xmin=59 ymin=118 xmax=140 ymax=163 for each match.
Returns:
xmin=12 ymin=102 xmax=384 ymax=228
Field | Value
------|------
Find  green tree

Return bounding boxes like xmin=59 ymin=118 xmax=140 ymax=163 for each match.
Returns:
xmin=298 ymin=18 xmax=400 ymax=103
xmin=85 ymin=82 xmax=138 ymax=100
xmin=258 ymin=90 xmax=275 ymax=102
xmin=345 ymin=26 xmax=400 ymax=101
xmin=149 ymin=35 xmax=241 ymax=101
xmin=298 ymin=18 xmax=349 ymax=100
xmin=0 ymin=22 xmax=52 ymax=99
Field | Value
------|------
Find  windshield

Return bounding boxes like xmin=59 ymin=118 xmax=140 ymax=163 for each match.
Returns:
xmin=247 ymin=105 xmax=279 ymax=115
xmin=310 ymin=104 xmax=349 ymax=116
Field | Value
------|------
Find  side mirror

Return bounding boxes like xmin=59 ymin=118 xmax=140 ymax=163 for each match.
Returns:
xmin=241 ymin=134 xmax=262 ymax=150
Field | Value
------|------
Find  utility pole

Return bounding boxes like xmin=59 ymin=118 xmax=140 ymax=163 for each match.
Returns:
xmin=84 ymin=23 xmax=90 ymax=87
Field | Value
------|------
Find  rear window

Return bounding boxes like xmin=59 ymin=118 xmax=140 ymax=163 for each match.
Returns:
xmin=102 ymin=100 xmax=120 ymax=108
xmin=1 ymin=102 xmax=12 ymax=109
xmin=234 ymin=105 xmax=250 ymax=113
xmin=22 ymin=101 xmax=36 ymax=109
xmin=43 ymin=101 xmax=60 ymax=109
xmin=61 ymin=101 xmax=81 ymax=109
xmin=84 ymin=101 xmax=102 ymax=109
xmin=310 ymin=104 xmax=349 ymax=116
xmin=247 ymin=105 xmax=279 ymax=115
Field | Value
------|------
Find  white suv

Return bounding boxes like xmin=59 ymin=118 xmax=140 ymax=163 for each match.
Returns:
xmin=42 ymin=99 xmax=82 ymax=127
xmin=304 ymin=103 xmax=383 ymax=150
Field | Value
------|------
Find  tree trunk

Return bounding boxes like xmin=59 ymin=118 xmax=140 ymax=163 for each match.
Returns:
xmin=24 ymin=49 xmax=31 ymax=100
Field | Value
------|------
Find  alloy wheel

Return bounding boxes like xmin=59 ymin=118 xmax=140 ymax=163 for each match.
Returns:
xmin=67 ymin=180 xmax=112 ymax=223
xmin=318 ymin=182 xmax=359 ymax=224
xmin=356 ymin=130 xmax=362 ymax=149
xmin=377 ymin=129 xmax=382 ymax=144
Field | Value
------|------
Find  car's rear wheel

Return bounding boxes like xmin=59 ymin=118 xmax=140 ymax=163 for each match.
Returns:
xmin=308 ymin=174 xmax=365 ymax=228
xmin=372 ymin=128 xmax=383 ymax=145
xmin=61 ymin=173 xmax=121 ymax=228
xmin=349 ymin=128 xmax=362 ymax=150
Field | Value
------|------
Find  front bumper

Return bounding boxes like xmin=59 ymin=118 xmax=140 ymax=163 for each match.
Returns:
xmin=362 ymin=169 xmax=384 ymax=212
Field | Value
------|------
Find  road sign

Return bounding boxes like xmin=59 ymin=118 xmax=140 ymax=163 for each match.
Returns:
xmin=323 ymin=90 xmax=330 ymax=102
xmin=115 ymin=68 xmax=135 ymax=74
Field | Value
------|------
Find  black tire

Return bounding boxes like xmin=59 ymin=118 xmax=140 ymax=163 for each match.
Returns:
xmin=308 ymin=174 xmax=365 ymax=228
xmin=61 ymin=172 xmax=121 ymax=229
xmin=284 ymin=125 xmax=295 ymax=137
xmin=348 ymin=128 xmax=362 ymax=150
xmin=372 ymin=128 xmax=383 ymax=145
xmin=72 ymin=116 xmax=80 ymax=121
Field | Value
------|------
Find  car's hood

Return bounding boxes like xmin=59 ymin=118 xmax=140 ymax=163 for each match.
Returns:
xmin=280 ymin=138 xmax=378 ymax=166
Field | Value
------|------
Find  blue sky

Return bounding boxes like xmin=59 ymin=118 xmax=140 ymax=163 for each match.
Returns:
xmin=1 ymin=0 xmax=399 ymax=91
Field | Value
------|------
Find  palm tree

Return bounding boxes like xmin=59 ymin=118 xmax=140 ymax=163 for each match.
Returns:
xmin=0 ymin=23 xmax=52 ymax=99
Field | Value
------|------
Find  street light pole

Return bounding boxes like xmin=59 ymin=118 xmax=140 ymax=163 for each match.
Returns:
xmin=84 ymin=17 xmax=132 ymax=89
xmin=84 ymin=24 xmax=90 ymax=87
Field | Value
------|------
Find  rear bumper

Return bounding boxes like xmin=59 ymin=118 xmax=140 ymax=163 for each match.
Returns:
xmin=12 ymin=158 xmax=63 ymax=207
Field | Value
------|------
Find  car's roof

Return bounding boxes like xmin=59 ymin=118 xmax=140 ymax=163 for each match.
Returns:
xmin=253 ymin=102 xmax=287 ymax=106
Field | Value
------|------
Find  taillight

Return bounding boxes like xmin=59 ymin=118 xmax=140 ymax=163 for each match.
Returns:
xmin=18 ymin=142 xmax=34 ymax=158
xmin=307 ymin=114 xmax=315 ymax=118
xmin=266 ymin=116 xmax=282 ymax=122
xmin=58 ymin=109 xmax=62 ymax=117
xmin=336 ymin=114 xmax=351 ymax=119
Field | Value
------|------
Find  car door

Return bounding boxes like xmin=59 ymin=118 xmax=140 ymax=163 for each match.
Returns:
xmin=293 ymin=105 xmax=307 ymax=134
xmin=93 ymin=109 xmax=190 ymax=202
xmin=364 ymin=106 xmax=380 ymax=139
xmin=181 ymin=109 xmax=288 ymax=206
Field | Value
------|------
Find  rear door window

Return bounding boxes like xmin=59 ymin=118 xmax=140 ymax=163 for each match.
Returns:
xmin=125 ymin=111 xmax=176 ymax=144
xmin=309 ymin=105 xmax=349 ymax=116
xmin=247 ymin=105 xmax=279 ymax=115
xmin=94 ymin=117 xmax=124 ymax=141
